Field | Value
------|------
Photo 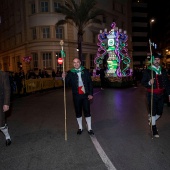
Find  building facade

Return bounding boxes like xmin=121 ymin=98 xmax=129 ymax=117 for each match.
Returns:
xmin=161 ymin=1 xmax=170 ymax=68
xmin=0 ymin=0 xmax=132 ymax=75
xmin=131 ymin=0 xmax=148 ymax=67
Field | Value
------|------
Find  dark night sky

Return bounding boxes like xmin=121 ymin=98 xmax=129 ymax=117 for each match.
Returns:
xmin=148 ymin=1 xmax=169 ymax=42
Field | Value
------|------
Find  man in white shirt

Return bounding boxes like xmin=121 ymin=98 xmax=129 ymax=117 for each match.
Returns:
xmin=62 ymin=58 xmax=94 ymax=135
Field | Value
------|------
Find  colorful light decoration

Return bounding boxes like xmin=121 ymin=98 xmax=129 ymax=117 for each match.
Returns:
xmin=22 ymin=56 xmax=32 ymax=63
xmin=95 ymin=22 xmax=131 ymax=77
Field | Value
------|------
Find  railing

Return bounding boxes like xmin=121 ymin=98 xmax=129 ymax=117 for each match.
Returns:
xmin=12 ymin=75 xmax=139 ymax=95
xmin=13 ymin=78 xmax=63 ymax=94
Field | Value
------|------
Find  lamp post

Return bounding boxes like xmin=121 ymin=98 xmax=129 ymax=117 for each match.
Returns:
xmin=150 ymin=19 xmax=155 ymax=40
xmin=165 ymin=49 xmax=169 ymax=68
xmin=148 ymin=19 xmax=155 ymax=60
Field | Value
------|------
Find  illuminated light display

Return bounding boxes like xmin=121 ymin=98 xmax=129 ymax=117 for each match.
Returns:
xmin=95 ymin=22 xmax=131 ymax=77
xmin=22 ymin=56 xmax=32 ymax=63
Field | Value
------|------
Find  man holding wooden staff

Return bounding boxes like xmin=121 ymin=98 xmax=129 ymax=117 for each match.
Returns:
xmin=141 ymin=52 xmax=170 ymax=138
xmin=62 ymin=58 xmax=94 ymax=135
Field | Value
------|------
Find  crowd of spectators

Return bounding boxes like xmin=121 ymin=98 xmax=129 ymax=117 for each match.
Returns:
xmin=7 ymin=69 xmax=62 ymax=98
xmin=6 ymin=65 xmax=170 ymax=99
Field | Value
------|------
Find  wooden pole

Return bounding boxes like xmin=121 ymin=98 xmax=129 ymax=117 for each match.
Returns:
xmin=149 ymin=39 xmax=153 ymax=138
xmin=60 ymin=40 xmax=67 ymax=141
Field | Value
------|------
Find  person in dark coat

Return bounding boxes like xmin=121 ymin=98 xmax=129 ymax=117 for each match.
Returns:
xmin=62 ymin=58 xmax=94 ymax=135
xmin=99 ymin=65 xmax=106 ymax=90
xmin=133 ymin=67 xmax=139 ymax=87
xmin=141 ymin=53 xmax=170 ymax=138
xmin=14 ymin=72 xmax=23 ymax=97
xmin=52 ymin=69 xmax=56 ymax=78
xmin=0 ymin=65 xmax=11 ymax=146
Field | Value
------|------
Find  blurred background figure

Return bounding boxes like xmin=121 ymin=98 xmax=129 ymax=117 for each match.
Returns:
xmin=99 ymin=65 xmax=106 ymax=90
xmin=132 ymin=67 xmax=139 ymax=87
xmin=0 ymin=64 xmax=11 ymax=146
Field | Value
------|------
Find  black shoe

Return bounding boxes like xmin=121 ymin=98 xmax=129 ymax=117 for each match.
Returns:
xmin=88 ymin=130 xmax=94 ymax=135
xmin=6 ymin=139 xmax=11 ymax=146
xmin=152 ymin=125 xmax=159 ymax=138
xmin=77 ymin=129 xmax=83 ymax=135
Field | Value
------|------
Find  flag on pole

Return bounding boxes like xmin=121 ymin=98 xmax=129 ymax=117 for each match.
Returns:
xmin=61 ymin=50 xmax=66 ymax=58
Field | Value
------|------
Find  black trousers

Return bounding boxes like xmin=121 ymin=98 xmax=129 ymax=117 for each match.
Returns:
xmin=73 ymin=94 xmax=91 ymax=118
xmin=100 ymin=77 xmax=106 ymax=88
xmin=147 ymin=93 xmax=164 ymax=116
xmin=0 ymin=101 xmax=5 ymax=127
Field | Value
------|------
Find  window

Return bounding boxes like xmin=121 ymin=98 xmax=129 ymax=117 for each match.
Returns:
xmin=31 ymin=2 xmax=36 ymax=14
xmin=32 ymin=53 xmax=38 ymax=68
xmin=42 ymin=27 xmax=50 ymax=38
xmin=40 ymin=1 xmax=49 ymax=12
xmin=32 ymin=27 xmax=37 ymax=40
xmin=42 ymin=53 xmax=52 ymax=68
xmin=90 ymin=54 xmax=95 ymax=69
xmin=54 ymin=2 xmax=61 ymax=12
xmin=56 ymin=27 xmax=63 ymax=39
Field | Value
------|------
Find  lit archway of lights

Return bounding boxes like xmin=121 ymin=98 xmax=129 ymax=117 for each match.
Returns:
xmin=95 ymin=22 xmax=131 ymax=77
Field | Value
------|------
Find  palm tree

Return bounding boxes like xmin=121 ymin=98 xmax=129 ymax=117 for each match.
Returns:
xmin=56 ymin=0 xmax=104 ymax=62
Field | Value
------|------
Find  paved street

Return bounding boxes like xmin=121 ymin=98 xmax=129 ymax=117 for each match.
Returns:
xmin=1 ymin=85 xmax=170 ymax=170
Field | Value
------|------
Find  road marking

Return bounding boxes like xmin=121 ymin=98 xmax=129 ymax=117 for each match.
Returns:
xmin=90 ymin=135 xmax=117 ymax=170
xmin=93 ymin=91 xmax=101 ymax=95
xmin=91 ymin=90 xmax=116 ymax=170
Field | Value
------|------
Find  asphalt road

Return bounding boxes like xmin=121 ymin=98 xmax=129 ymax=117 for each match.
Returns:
xmin=0 ymin=85 xmax=170 ymax=170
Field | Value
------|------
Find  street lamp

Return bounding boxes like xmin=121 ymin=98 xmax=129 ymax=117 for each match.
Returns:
xmin=150 ymin=19 xmax=155 ymax=23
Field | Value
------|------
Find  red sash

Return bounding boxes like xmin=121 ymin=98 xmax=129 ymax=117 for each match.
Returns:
xmin=78 ymin=86 xmax=85 ymax=94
